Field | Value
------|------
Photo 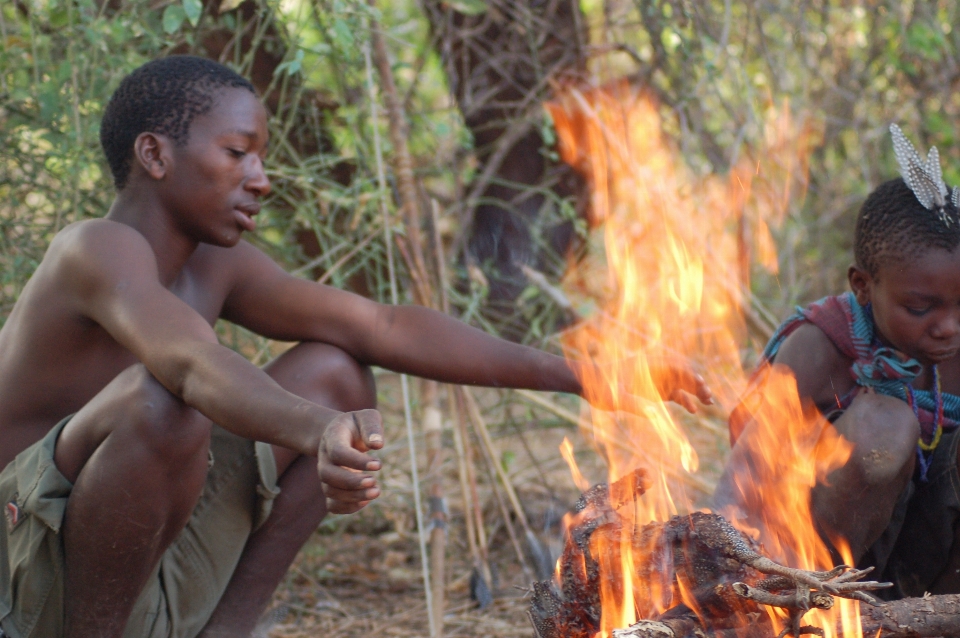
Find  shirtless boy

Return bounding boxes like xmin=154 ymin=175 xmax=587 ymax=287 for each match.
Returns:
xmin=716 ymin=125 xmax=960 ymax=599
xmin=0 ymin=56 xmax=709 ymax=637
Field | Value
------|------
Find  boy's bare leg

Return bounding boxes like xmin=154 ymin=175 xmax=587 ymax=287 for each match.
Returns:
xmin=57 ymin=365 xmax=214 ymax=638
xmin=199 ymin=342 xmax=376 ymax=637
xmin=810 ymin=392 xmax=919 ymax=562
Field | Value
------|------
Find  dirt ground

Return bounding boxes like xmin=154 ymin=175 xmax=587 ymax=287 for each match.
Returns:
xmin=262 ymin=371 xmax=731 ymax=637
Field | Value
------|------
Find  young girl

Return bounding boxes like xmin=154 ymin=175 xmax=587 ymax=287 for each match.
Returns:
xmin=717 ymin=125 xmax=960 ymax=599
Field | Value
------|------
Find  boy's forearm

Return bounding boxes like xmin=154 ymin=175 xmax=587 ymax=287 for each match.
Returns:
xmin=174 ymin=342 xmax=340 ymax=455
xmin=366 ymin=305 xmax=583 ymax=395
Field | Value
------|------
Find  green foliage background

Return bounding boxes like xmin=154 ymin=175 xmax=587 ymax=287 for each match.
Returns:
xmin=2 ymin=0 xmax=960 ymax=343
xmin=0 ymin=0 xmax=465 ymax=353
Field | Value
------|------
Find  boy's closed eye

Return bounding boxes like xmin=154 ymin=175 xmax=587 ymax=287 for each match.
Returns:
xmin=905 ymin=306 xmax=932 ymax=317
xmin=226 ymin=148 xmax=246 ymax=159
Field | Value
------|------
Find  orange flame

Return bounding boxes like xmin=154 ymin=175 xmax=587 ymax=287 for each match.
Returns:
xmin=561 ymin=436 xmax=592 ymax=492
xmin=546 ymin=81 xmax=857 ymax=638
xmin=719 ymin=365 xmax=856 ymax=635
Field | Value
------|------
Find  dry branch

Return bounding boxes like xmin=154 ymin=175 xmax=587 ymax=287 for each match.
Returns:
xmin=460 ymin=386 xmax=540 ymax=576
xmin=448 ymin=384 xmax=493 ymax=602
xmin=366 ymin=17 xmax=443 ymax=636
xmin=369 ymin=9 xmax=456 ymax=634
xmin=368 ymin=7 xmax=433 ymax=308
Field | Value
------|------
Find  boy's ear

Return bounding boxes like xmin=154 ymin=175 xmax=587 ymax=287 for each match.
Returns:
xmin=133 ymin=132 xmax=172 ymax=181
xmin=848 ymin=264 xmax=872 ymax=306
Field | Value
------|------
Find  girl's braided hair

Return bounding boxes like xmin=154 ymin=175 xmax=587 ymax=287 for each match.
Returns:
xmin=855 ymin=178 xmax=960 ymax=278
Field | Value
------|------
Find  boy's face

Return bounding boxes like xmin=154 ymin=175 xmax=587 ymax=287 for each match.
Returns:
xmin=850 ymin=246 xmax=960 ymax=365
xmin=159 ymin=87 xmax=270 ymax=247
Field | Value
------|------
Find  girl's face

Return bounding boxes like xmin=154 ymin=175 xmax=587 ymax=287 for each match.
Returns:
xmin=850 ymin=246 xmax=960 ymax=365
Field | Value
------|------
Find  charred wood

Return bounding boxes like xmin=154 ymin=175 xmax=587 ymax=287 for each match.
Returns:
xmin=530 ymin=474 xmax=892 ymax=638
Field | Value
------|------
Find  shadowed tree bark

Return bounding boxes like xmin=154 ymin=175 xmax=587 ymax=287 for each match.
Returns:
xmin=423 ymin=0 xmax=590 ymax=338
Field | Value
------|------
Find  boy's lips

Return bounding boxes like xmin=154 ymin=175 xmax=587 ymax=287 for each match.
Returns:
xmin=234 ymin=204 xmax=260 ymax=232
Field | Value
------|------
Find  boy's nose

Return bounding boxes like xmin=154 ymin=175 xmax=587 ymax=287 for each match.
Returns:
xmin=245 ymin=155 xmax=271 ymax=197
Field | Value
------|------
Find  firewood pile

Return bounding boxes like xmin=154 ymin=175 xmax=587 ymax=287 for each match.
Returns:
xmin=529 ymin=470 xmax=960 ymax=638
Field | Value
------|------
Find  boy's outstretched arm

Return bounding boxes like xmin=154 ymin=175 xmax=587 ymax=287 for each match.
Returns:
xmin=221 ymin=241 xmax=712 ymax=407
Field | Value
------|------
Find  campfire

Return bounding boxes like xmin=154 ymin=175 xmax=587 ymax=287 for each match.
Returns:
xmin=529 ymin=468 xmax=887 ymax=638
xmin=528 ymin=84 xmax=960 ymax=638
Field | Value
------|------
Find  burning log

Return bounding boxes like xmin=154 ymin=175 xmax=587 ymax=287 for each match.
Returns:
xmin=529 ymin=472 xmax=889 ymax=638
xmin=859 ymin=593 xmax=960 ymax=638
xmin=610 ymin=594 xmax=960 ymax=638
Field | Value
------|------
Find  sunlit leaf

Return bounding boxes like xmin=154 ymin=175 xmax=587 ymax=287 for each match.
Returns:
xmin=49 ymin=8 xmax=70 ymax=29
xmin=162 ymin=4 xmax=186 ymax=34
xmin=219 ymin=0 xmax=244 ymax=12
xmin=275 ymin=48 xmax=304 ymax=77
xmin=500 ymin=450 xmax=516 ymax=472
xmin=447 ymin=0 xmax=487 ymax=15
xmin=182 ymin=0 xmax=203 ymax=27
xmin=331 ymin=18 xmax=354 ymax=49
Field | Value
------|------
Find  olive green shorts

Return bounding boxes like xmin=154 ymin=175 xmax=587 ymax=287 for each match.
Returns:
xmin=0 ymin=417 xmax=280 ymax=638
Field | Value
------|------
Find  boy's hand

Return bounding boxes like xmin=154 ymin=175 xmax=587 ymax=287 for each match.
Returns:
xmin=317 ymin=409 xmax=385 ymax=514
xmin=649 ymin=362 xmax=713 ymax=413
xmin=584 ymin=360 xmax=713 ymax=414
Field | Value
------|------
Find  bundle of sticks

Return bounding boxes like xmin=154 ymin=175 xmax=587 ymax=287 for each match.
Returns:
xmin=528 ymin=470 xmax=960 ymax=638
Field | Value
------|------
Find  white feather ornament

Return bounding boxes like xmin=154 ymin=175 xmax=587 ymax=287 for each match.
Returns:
xmin=889 ymin=123 xmax=954 ymax=225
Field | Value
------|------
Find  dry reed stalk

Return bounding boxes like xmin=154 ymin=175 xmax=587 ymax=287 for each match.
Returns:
xmin=461 ymin=386 xmax=558 ymax=578
xmin=448 ymin=384 xmax=492 ymax=586
xmin=422 ymin=378 xmax=446 ymax=633
xmin=474 ymin=419 xmax=533 ymax=578
xmin=363 ymin=35 xmax=435 ymax=636
xmin=368 ymin=10 xmax=448 ymax=633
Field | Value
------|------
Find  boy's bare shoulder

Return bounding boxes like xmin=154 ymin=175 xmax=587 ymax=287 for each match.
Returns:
xmin=53 ymin=218 xmax=152 ymax=255
xmin=47 ymin=219 xmax=158 ymax=283
xmin=13 ymin=219 xmax=174 ymax=327
xmin=774 ymin=322 xmax=855 ymax=409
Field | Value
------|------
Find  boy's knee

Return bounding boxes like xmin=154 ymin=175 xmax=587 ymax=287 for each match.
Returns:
xmin=841 ymin=392 xmax=918 ymax=483
xmin=325 ymin=347 xmax=376 ymax=410
xmin=123 ymin=365 xmax=212 ymax=462
xmin=286 ymin=342 xmax=376 ymax=412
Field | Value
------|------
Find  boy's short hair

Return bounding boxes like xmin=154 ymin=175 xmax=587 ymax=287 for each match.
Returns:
xmin=100 ymin=55 xmax=256 ymax=190
xmin=854 ymin=177 xmax=960 ymax=277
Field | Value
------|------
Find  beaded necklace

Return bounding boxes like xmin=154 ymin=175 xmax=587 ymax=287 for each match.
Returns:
xmin=904 ymin=365 xmax=944 ymax=482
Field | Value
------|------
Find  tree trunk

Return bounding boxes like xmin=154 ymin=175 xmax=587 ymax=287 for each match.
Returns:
xmin=422 ymin=0 xmax=589 ymax=338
